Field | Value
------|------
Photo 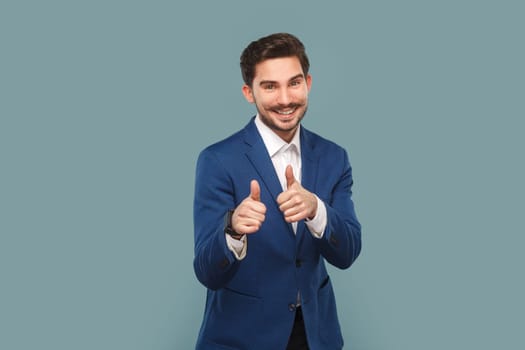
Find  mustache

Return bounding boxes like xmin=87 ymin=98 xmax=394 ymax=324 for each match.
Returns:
xmin=271 ymin=103 xmax=304 ymax=109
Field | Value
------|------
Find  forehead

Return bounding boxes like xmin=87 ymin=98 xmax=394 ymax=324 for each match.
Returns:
xmin=253 ymin=56 xmax=304 ymax=82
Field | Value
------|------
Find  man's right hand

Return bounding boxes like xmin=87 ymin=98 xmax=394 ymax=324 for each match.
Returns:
xmin=232 ymin=180 xmax=267 ymax=234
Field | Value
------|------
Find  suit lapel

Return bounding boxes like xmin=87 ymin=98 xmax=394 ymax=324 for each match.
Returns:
xmin=296 ymin=128 xmax=320 ymax=246
xmin=243 ymin=119 xmax=284 ymax=211
xmin=299 ymin=128 xmax=319 ymax=198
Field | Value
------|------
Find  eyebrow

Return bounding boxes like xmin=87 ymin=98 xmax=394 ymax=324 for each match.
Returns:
xmin=258 ymin=74 xmax=305 ymax=87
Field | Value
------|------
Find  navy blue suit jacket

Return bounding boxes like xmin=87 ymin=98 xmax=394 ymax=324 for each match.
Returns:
xmin=193 ymin=118 xmax=361 ymax=349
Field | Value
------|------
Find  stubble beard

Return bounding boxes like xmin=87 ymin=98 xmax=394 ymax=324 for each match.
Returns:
xmin=257 ymin=103 xmax=309 ymax=135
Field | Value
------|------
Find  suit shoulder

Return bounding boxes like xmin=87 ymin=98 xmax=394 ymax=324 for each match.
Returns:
xmin=302 ymin=127 xmax=347 ymax=155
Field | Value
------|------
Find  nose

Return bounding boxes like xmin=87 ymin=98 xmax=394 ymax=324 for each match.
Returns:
xmin=276 ymin=88 xmax=291 ymax=105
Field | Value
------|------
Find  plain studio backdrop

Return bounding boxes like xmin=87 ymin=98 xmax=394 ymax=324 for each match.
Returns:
xmin=1 ymin=1 xmax=523 ymax=349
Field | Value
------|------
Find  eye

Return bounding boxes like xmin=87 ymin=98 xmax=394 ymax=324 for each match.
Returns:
xmin=290 ymin=80 xmax=302 ymax=87
xmin=263 ymin=84 xmax=275 ymax=90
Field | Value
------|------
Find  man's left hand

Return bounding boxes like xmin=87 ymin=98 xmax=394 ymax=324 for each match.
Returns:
xmin=277 ymin=165 xmax=317 ymax=223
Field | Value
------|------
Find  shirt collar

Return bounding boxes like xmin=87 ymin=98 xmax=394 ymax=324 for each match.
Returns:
xmin=254 ymin=114 xmax=301 ymax=158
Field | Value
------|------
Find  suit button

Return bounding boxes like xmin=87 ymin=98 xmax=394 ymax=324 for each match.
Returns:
xmin=288 ymin=303 xmax=296 ymax=312
xmin=220 ymin=258 xmax=230 ymax=269
xmin=295 ymin=259 xmax=302 ymax=267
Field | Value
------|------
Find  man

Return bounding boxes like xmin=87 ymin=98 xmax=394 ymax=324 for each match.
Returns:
xmin=193 ymin=33 xmax=361 ymax=350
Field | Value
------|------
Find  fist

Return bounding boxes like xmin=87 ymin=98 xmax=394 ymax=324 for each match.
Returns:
xmin=277 ymin=165 xmax=317 ymax=223
xmin=232 ymin=180 xmax=267 ymax=234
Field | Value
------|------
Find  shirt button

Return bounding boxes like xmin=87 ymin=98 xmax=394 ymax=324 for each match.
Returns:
xmin=288 ymin=303 xmax=296 ymax=312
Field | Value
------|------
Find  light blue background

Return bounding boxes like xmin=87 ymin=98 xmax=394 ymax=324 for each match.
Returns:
xmin=1 ymin=1 xmax=523 ymax=349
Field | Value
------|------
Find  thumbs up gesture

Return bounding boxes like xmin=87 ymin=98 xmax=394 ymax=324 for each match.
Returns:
xmin=277 ymin=165 xmax=318 ymax=223
xmin=231 ymin=180 xmax=267 ymax=234
xmin=249 ymin=179 xmax=261 ymax=201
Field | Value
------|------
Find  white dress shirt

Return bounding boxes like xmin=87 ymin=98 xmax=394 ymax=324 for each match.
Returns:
xmin=226 ymin=115 xmax=327 ymax=259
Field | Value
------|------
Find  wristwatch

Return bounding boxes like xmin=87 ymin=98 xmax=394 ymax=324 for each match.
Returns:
xmin=224 ymin=209 xmax=244 ymax=239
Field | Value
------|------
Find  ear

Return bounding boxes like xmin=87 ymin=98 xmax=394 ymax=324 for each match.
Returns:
xmin=242 ymin=84 xmax=255 ymax=103
xmin=306 ymin=74 xmax=312 ymax=92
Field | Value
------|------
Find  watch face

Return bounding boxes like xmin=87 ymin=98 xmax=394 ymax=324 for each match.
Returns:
xmin=225 ymin=227 xmax=236 ymax=236
xmin=225 ymin=209 xmax=236 ymax=235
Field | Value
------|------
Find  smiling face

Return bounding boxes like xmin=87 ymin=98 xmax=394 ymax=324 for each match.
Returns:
xmin=242 ymin=56 xmax=312 ymax=143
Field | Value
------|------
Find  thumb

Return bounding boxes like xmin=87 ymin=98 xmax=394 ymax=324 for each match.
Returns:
xmin=285 ymin=165 xmax=296 ymax=189
xmin=250 ymin=179 xmax=260 ymax=201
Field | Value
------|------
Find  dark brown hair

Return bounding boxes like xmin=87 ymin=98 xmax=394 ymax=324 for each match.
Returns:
xmin=240 ymin=33 xmax=310 ymax=86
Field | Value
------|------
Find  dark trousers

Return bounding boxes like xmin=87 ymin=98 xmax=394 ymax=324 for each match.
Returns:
xmin=286 ymin=306 xmax=309 ymax=350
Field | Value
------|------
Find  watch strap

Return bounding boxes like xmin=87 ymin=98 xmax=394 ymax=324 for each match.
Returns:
xmin=224 ymin=209 xmax=244 ymax=239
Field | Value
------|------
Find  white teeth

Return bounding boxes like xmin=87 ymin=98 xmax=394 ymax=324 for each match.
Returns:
xmin=276 ymin=108 xmax=295 ymax=115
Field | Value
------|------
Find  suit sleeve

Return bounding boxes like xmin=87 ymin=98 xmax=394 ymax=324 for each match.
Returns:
xmin=315 ymin=149 xmax=362 ymax=269
xmin=193 ymin=148 xmax=240 ymax=290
